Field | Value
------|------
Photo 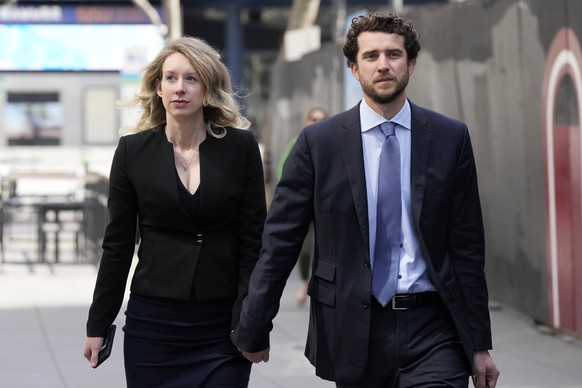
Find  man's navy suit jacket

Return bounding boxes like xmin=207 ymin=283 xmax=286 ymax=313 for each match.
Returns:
xmin=233 ymin=101 xmax=492 ymax=384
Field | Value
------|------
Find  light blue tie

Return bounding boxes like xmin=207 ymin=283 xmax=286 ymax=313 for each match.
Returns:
xmin=372 ymin=121 xmax=401 ymax=306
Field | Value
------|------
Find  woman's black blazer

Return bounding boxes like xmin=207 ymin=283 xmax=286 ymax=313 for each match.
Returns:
xmin=87 ymin=126 xmax=266 ymax=337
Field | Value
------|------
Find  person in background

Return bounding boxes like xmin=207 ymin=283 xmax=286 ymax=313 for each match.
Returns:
xmin=232 ymin=11 xmax=499 ymax=388
xmin=83 ymin=36 xmax=266 ymax=388
xmin=304 ymin=107 xmax=329 ymax=125
xmin=276 ymin=108 xmax=329 ymax=180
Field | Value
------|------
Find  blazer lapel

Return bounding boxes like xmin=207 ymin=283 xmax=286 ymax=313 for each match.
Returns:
xmin=410 ymin=102 xmax=432 ymax=225
xmin=339 ymin=104 xmax=370 ymax=256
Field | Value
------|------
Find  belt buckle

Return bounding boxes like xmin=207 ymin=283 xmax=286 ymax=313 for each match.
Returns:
xmin=391 ymin=295 xmax=410 ymax=311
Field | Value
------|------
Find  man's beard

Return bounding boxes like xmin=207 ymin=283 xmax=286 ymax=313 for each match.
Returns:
xmin=361 ymin=70 xmax=410 ymax=104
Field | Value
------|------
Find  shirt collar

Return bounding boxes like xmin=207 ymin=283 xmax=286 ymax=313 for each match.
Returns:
xmin=359 ymin=98 xmax=412 ymax=133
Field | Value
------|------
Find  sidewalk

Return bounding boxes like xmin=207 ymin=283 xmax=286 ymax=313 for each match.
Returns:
xmin=0 ymin=262 xmax=581 ymax=388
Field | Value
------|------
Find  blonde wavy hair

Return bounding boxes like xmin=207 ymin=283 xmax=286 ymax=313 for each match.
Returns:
xmin=120 ymin=36 xmax=250 ymax=138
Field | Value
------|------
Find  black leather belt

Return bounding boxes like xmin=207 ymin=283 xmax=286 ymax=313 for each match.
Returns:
xmin=373 ymin=292 xmax=441 ymax=310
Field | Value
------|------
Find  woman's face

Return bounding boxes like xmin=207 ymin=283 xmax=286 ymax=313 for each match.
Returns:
xmin=156 ymin=52 xmax=206 ymax=122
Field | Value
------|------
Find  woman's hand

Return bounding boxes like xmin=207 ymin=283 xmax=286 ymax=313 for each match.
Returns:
xmin=83 ymin=337 xmax=104 ymax=368
xmin=241 ymin=347 xmax=270 ymax=363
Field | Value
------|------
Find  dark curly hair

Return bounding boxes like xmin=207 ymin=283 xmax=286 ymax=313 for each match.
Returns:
xmin=342 ymin=12 xmax=421 ymax=67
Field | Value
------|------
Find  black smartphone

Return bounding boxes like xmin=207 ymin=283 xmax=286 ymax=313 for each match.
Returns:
xmin=94 ymin=324 xmax=116 ymax=368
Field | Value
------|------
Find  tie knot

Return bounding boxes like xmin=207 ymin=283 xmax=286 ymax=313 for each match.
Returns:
xmin=380 ymin=121 xmax=396 ymax=137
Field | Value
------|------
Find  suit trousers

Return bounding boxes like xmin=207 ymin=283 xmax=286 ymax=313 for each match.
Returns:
xmin=336 ymin=294 xmax=470 ymax=388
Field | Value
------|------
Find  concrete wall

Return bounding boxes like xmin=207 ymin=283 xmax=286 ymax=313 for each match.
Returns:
xmin=263 ymin=43 xmax=345 ymax=184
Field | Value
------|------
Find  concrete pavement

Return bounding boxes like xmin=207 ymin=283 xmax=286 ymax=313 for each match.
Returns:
xmin=0 ymin=261 xmax=581 ymax=388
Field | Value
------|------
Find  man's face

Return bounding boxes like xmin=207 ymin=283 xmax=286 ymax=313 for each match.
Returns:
xmin=350 ymin=31 xmax=416 ymax=106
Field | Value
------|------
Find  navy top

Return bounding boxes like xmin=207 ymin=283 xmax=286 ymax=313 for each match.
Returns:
xmin=176 ymin=171 xmax=201 ymax=220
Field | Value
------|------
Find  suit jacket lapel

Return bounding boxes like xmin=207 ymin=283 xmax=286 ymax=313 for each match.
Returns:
xmin=339 ymin=104 xmax=370 ymax=256
xmin=337 ymin=102 xmax=431 ymax=253
xmin=410 ymin=102 xmax=432 ymax=225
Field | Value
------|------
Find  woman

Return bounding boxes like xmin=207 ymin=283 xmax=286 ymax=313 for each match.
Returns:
xmin=83 ymin=36 xmax=266 ymax=387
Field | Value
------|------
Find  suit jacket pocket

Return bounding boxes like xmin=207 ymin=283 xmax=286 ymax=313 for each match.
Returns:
xmin=312 ymin=257 xmax=335 ymax=282
xmin=309 ymin=258 xmax=336 ymax=307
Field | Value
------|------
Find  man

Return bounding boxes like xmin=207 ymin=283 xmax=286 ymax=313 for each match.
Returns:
xmin=232 ymin=12 xmax=499 ymax=388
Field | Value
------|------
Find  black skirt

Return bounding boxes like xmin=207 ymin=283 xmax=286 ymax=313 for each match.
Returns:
xmin=123 ymin=293 xmax=251 ymax=388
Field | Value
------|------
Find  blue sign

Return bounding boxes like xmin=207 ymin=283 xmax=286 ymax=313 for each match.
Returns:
xmin=0 ymin=5 xmax=163 ymax=24
xmin=0 ymin=24 xmax=165 ymax=71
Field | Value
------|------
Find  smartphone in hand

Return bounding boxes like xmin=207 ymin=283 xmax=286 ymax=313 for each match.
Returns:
xmin=94 ymin=324 xmax=116 ymax=368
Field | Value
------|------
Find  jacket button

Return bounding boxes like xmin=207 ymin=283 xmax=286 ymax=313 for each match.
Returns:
xmin=362 ymin=302 xmax=370 ymax=309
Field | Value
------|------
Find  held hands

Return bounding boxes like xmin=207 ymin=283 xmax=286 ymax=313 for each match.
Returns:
xmin=83 ymin=337 xmax=104 ymax=368
xmin=240 ymin=347 xmax=270 ymax=363
xmin=472 ymin=350 xmax=500 ymax=388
